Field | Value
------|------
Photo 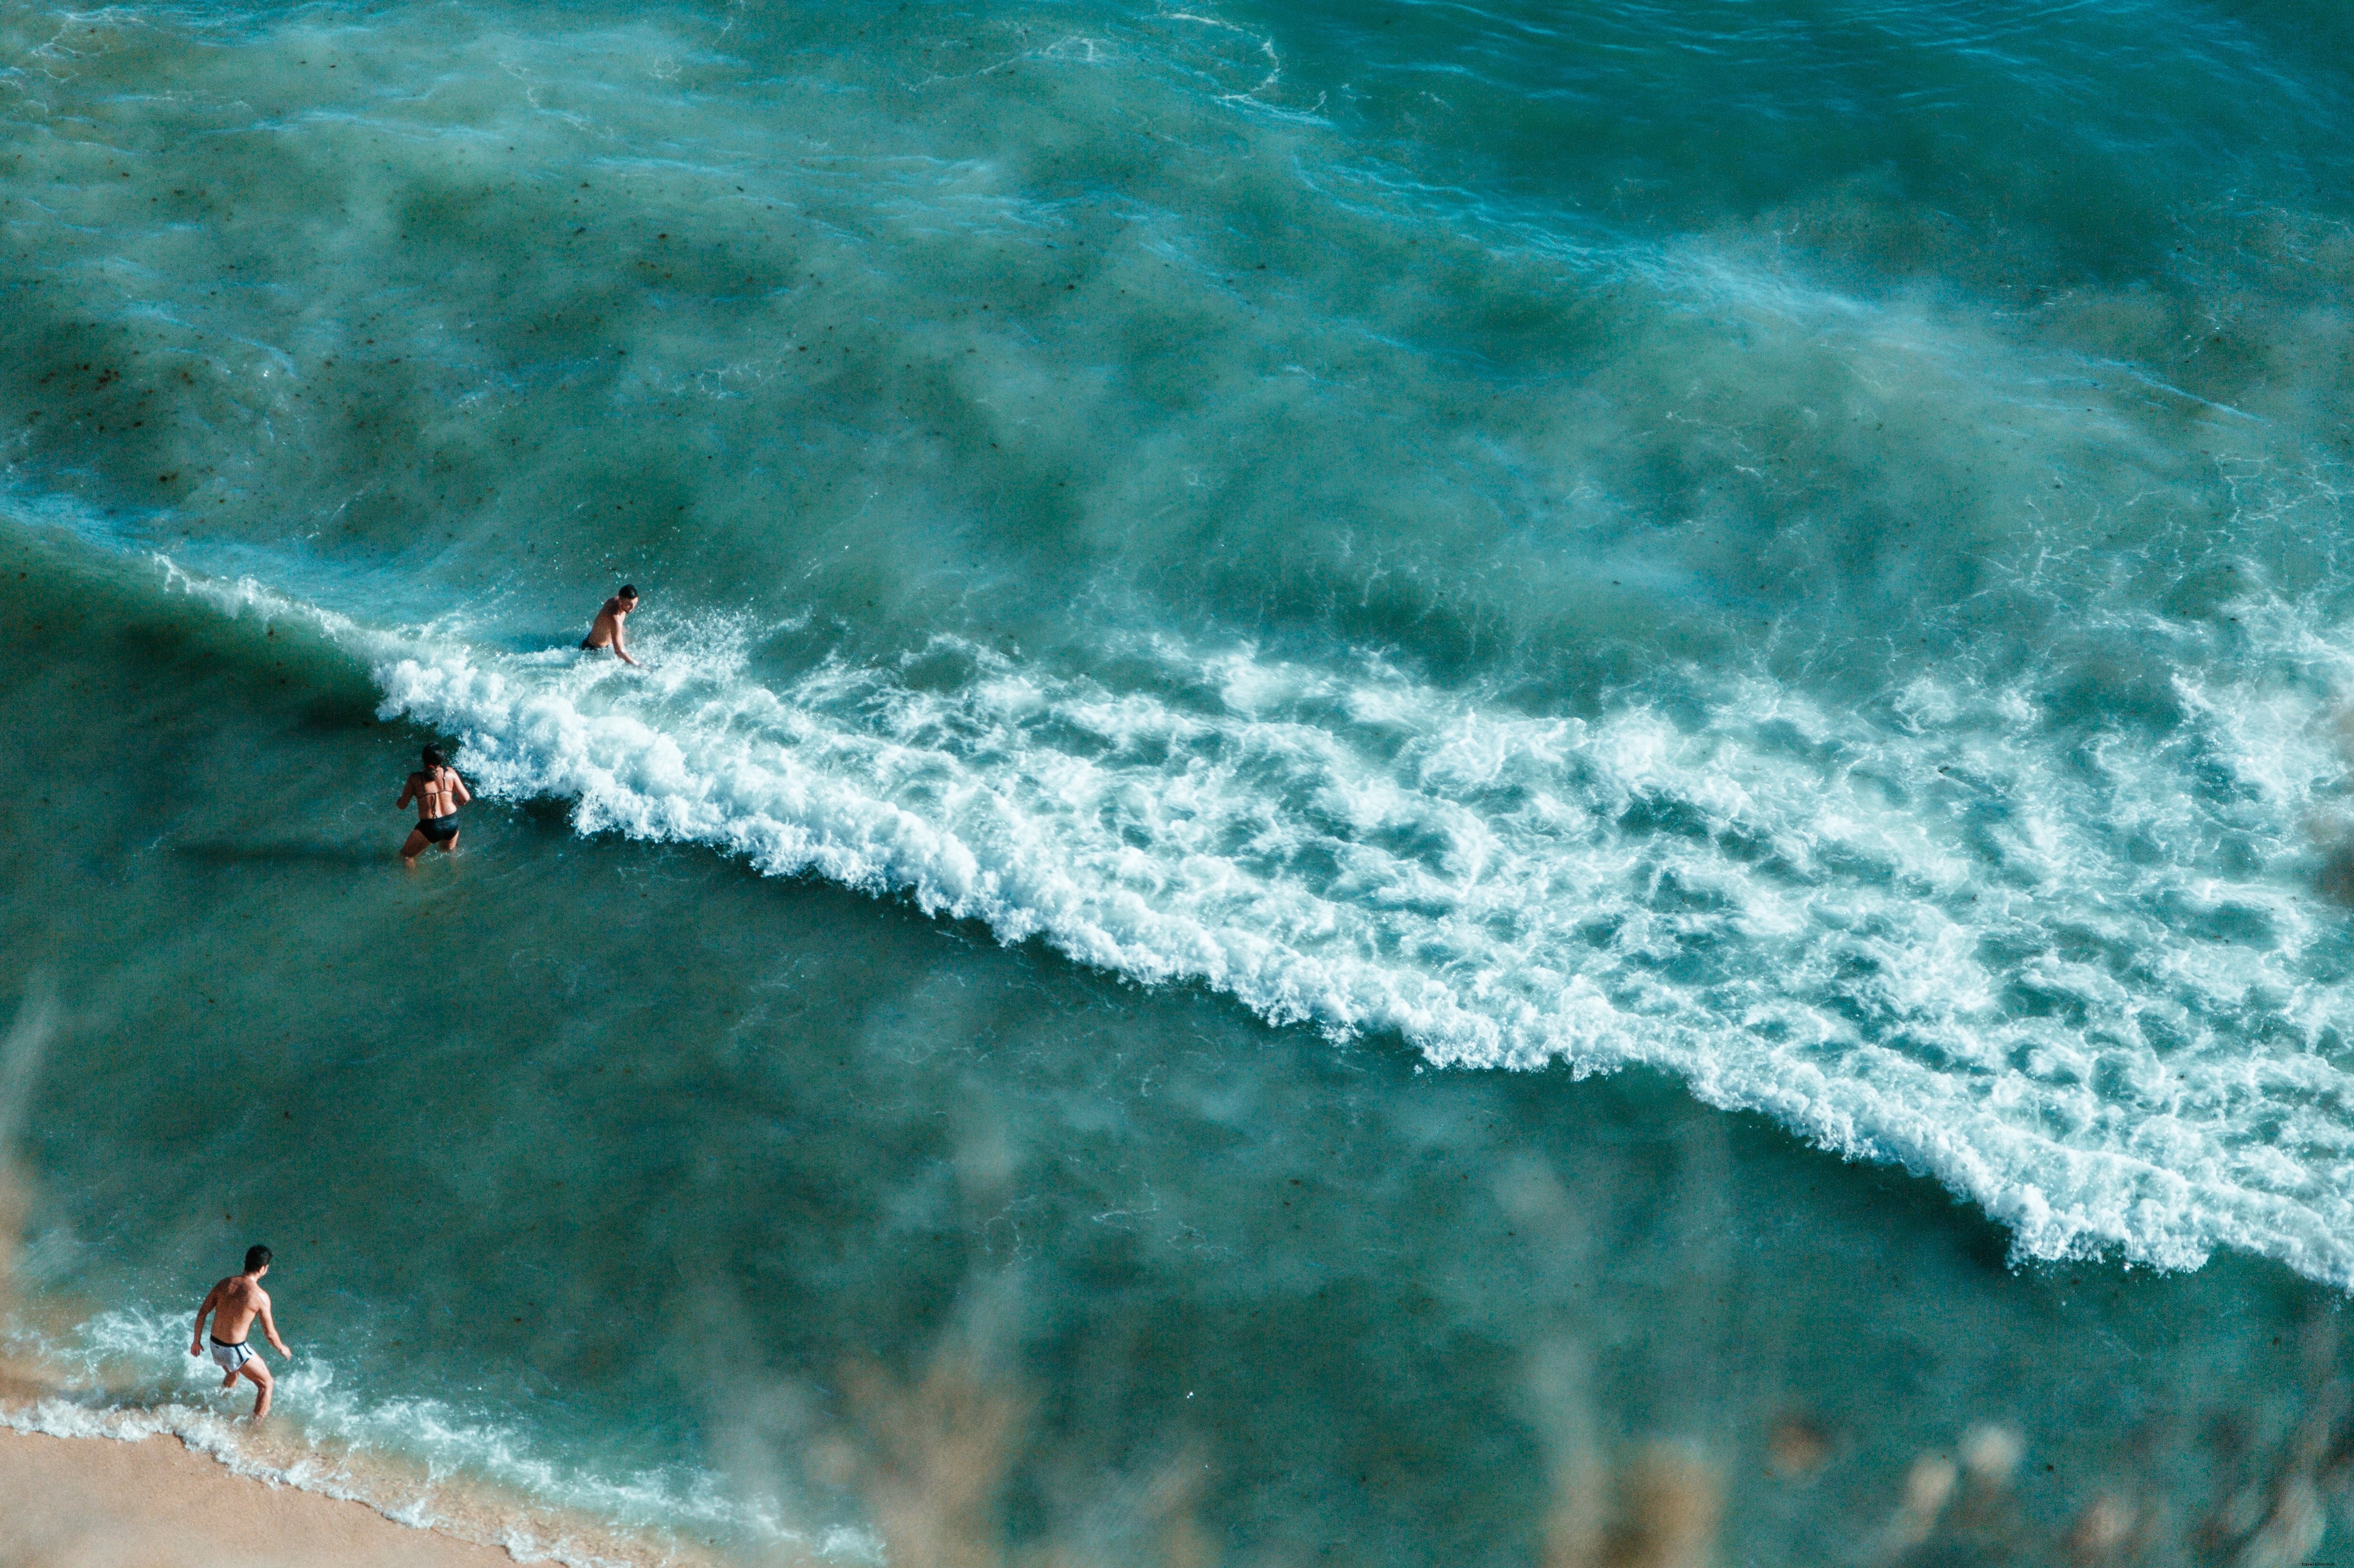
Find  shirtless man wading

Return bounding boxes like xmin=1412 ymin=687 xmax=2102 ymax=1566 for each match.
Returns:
xmin=581 ymin=585 xmax=640 ymax=666
xmin=397 ymin=743 xmax=472 ymax=866
xmin=191 ymin=1245 xmax=292 ymax=1420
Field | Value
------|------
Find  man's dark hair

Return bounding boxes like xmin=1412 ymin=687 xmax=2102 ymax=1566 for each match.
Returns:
xmin=421 ymin=744 xmax=445 ymax=771
xmin=618 ymin=584 xmax=639 ymax=600
xmin=244 ymin=1244 xmax=273 ymax=1274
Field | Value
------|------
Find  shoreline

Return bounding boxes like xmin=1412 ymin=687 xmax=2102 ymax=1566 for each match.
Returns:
xmin=0 ymin=1378 xmax=747 ymax=1568
xmin=0 ymin=1424 xmax=517 ymax=1567
xmin=0 ymin=1253 xmax=750 ymax=1567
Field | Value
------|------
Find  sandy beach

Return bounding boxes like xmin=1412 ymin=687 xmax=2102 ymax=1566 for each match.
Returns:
xmin=0 ymin=1349 xmax=735 ymax=1568
xmin=0 ymin=1425 xmax=515 ymax=1567
xmin=0 ymin=1405 xmax=756 ymax=1568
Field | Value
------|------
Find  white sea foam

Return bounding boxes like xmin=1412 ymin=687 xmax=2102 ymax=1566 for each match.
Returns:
xmin=154 ymin=556 xmax=2354 ymax=1286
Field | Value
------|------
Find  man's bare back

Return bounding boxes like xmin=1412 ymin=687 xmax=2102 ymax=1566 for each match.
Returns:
xmin=581 ymin=585 xmax=640 ymax=666
xmin=205 ymin=1271 xmax=268 ymax=1335
xmin=191 ymin=1246 xmax=290 ymax=1419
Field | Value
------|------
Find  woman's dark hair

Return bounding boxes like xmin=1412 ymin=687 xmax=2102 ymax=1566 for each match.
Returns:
xmin=244 ymin=1244 xmax=273 ymax=1274
xmin=421 ymin=744 xmax=445 ymax=771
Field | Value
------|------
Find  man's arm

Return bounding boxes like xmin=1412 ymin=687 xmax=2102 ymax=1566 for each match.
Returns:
xmin=256 ymin=1294 xmax=290 ymax=1358
xmin=396 ymin=774 xmax=417 ymax=809
xmin=190 ymin=1282 xmax=219 ymax=1354
xmin=613 ymin=614 xmax=638 ymax=666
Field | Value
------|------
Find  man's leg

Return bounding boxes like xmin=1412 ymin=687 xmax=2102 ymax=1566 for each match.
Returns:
xmin=401 ymin=827 xmax=428 ymax=866
xmin=237 ymin=1356 xmax=274 ymax=1420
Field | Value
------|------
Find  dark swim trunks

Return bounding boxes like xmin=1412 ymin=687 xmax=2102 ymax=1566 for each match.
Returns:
xmin=417 ymin=814 xmax=460 ymax=844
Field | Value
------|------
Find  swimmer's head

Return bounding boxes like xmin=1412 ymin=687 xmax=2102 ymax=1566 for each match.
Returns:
xmin=244 ymin=1244 xmax=273 ymax=1276
xmin=618 ymin=584 xmax=639 ymax=604
xmin=421 ymin=744 xmax=445 ymax=770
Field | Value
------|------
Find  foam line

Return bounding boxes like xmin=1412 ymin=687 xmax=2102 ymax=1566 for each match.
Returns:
xmin=155 ymin=557 xmax=2354 ymax=1287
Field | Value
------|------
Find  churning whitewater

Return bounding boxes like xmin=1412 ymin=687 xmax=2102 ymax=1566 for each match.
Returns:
xmin=149 ymin=541 xmax=2354 ymax=1287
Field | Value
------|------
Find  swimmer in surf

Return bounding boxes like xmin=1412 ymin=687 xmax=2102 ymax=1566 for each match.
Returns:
xmin=397 ymin=743 xmax=471 ymax=866
xmin=190 ymin=1244 xmax=291 ymax=1421
xmin=581 ymin=585 xmax=640 ymax=665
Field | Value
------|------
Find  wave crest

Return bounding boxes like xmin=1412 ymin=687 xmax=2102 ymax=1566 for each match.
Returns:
xmin=165 ymin=556 xmax=2354 ymax=1286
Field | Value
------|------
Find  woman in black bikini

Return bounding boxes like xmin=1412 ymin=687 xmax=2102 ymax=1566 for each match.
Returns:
xmin=396 ymin=744 xmax=473 ymax=867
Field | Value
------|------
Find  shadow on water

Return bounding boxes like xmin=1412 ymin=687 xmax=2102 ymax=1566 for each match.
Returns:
xmin=2316 ymin=846 xmax=2354 ymax=909
xmin=168 ymin=840 xmax=386 ymax=869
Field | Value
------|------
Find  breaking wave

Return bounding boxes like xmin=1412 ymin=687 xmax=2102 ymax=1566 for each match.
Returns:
xmin=160 ymin=552 xmax=2354 ymax=1287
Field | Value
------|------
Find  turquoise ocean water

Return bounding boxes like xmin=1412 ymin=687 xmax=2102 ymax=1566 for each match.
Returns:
xmin=4 ymin=0 xmax=2354 ymax=1560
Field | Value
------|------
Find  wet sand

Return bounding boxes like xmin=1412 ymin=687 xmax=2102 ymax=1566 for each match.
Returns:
xmin=0 ymin=1352 xmax=737 ymax=1568
xmin=0 ymin=1425 xmax=516 ymax=1567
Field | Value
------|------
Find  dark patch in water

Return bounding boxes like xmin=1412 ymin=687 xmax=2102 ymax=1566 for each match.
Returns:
xmin=168 ymin=840 xmax=384 ymax=869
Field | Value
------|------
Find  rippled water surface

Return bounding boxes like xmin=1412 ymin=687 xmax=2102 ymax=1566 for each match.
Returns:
xmin=3 ymin=0 xmax=2353 ymax=1560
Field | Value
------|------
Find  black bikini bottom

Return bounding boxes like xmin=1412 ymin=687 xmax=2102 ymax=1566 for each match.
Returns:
xmin=417 ymin=815 xmax=460 ymax=844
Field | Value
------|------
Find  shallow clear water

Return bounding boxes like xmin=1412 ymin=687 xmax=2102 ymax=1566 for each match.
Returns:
xmin=2 ymin=0 xmax=2353 ymax=1560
